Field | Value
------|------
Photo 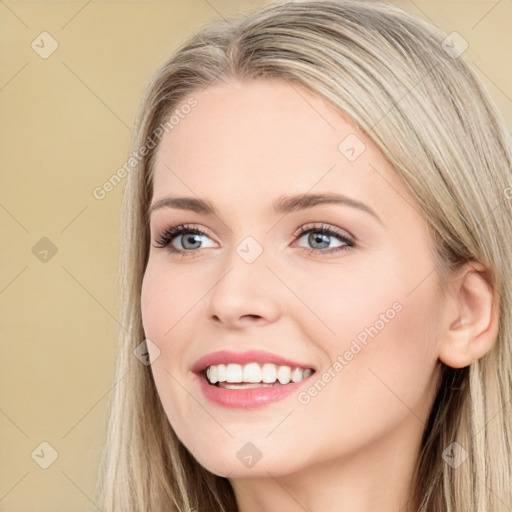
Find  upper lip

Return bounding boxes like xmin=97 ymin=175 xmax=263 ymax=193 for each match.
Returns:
xmin=192 ymin=350 xmax=316 ymax=374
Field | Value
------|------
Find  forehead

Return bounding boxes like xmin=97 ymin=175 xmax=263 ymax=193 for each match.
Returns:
xmin=151 ymin=78 xmax=406 ymax=214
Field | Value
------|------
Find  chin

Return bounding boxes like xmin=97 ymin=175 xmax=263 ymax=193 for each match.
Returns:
xmin=190 ymin=446 xmax=302 ymax=478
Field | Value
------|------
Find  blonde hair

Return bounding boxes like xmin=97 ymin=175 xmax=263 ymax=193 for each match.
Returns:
xmin=96 ymin=1 xmax=512 ymax=510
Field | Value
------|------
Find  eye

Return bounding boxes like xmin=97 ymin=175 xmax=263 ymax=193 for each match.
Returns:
xmin=153 ymin=222 xmax=354 ymax=257
xmin=293 ymin=223 xmax=354 ymax=255
xmin=153 ymin=224 xmax=216 ymax=256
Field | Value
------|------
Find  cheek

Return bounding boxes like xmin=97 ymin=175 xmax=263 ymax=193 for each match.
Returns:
xmin=291 ymin=250 xmax=440 ymax=419
xmin=141 ymin=266 xmax=163 ymax=337
xmin=140 ymin=262 xmax=188 ymax=342
xmin=140 ymin=263 xmax=203 ymax=428
xmin=140 ymin=263 xmax=188 ymax=395
xmin=282 ymin=251 xmax=406 ymax=351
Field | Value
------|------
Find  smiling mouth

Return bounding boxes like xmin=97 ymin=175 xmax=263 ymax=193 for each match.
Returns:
xmin=203 ymin=362 xmax=315 ymax=388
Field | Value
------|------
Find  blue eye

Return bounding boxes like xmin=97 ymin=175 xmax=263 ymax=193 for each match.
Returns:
xmin=293 ymin=223 xmax=354 ymax=255
xmin=153 ymin=224 xmax=214 ymax=254
xmin=153 ymin=222 xmax=354 ymax=257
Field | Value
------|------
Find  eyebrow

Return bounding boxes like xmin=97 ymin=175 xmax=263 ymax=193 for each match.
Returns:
xmin=148 ymin=192 xmax=383 ymax=225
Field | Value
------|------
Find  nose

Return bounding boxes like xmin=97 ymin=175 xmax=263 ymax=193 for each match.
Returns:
xmin=205 ymin=247 xmax=282 ymax=329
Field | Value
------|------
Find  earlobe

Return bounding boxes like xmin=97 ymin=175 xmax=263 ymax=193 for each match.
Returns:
xmin=437 ymin=262 xmax=499 ymax=369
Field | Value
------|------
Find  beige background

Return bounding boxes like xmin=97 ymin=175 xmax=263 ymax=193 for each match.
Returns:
xmin=1 ymin=0 xmax=510 ymax=510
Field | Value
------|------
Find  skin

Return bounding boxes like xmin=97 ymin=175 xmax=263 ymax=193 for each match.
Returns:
xmin=140 ymin=78 xmax=498 ymax=512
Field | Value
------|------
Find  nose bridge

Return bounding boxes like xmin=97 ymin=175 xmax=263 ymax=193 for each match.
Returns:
xmin=205 ymin=232 xmax=281 ymax=325
xmin=215 ymin=231 xmax=270 ymax=298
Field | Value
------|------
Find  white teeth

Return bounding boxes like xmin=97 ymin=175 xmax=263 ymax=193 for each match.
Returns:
xmin=226 ymin=363 xmax=243 ymax=383
xmin=242 ymin=362 xmax=261 ymax=383
xmin=209 ymin=365 xmax=218 ymax=384
xmin=291 ymin=367 xmax=303 ymax=383
xmin=220 ymin=382 xmax=274 ymax=390
xmin=204 ymin=362 xmax=314 ymax=386
xmin=261 ymin=363 xmax=277 ymax=383
xmin=277 ymin=365 xmax=291 ymax=384
xmin=217 ymin=364 xmax=227 ymax=382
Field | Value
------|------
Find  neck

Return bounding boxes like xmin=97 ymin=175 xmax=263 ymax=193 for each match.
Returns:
xmin=229 ymin=415 xmax=423 ymax=512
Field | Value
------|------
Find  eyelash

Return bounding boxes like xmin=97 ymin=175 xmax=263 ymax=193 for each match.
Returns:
xmin=153 ymin=223 xmax=354 ymax=257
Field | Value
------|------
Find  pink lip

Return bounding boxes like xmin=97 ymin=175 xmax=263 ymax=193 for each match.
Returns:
xmin=191 ymin=350 xmax=316 ymax=409
xmin=195 ymin=374 xmax=313 ymax=409
xmin=192 ymin=349 xmax=314 ymax=373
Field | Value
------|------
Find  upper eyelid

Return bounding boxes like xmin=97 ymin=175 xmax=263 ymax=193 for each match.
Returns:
xmin=296 ymin=223 xmax=353 ymax=239
xmin=154 ymin=222 xmax=354 ymax=245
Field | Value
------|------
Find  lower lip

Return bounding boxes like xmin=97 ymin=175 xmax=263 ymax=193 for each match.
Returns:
xmin=196 ymin=373 xmax=313 ymax=409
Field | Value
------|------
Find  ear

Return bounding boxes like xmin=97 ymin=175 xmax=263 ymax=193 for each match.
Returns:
xmin=438 ymin=261 xmax=500 ymax=369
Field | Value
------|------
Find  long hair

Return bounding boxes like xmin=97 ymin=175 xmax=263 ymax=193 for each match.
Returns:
xmin=95 ymin=1 xmax=512 ymax=510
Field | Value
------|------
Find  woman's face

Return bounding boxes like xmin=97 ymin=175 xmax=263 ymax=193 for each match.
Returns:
xmin=141 ymin=78 xmax=444 ymax=478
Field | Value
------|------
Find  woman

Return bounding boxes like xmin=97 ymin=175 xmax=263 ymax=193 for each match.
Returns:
xmin=96 ymin=1 xmax=512 ymax=510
